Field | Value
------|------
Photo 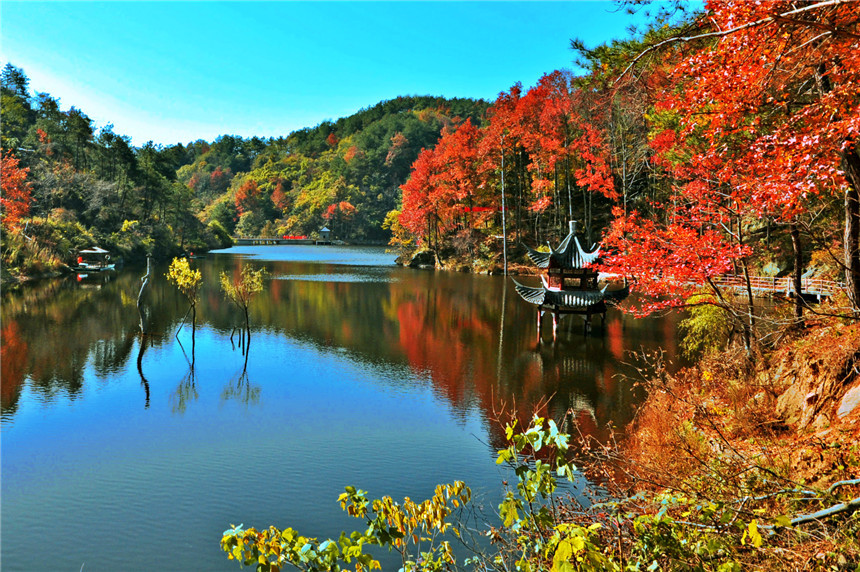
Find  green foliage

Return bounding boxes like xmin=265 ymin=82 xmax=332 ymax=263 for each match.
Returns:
xmin=110 ymin=218 xmax=155 ymax=260
xmin=208 ymin=219 xmax=234 ymax=248
xmin=235 ymin=211 xmax=267 ymax=238
xmin=0 ymin=65 xmax=214 ymax=275
xmin=221 ymin=481 xmax=471 ymax=572
xmin=1 ymin=65 xmax=491 ymax=277
xmin=487 ymin=417 xmax=770 ymax=570
xmin=0 ymin=219 xmax=67 ymax=276
xmin=208 ymin=198 xmax=239 ymax=235
xmin=222 ymin=97 xmax=488 ymax=242
xmin=680 ymin=294 xmax=732 ymax=359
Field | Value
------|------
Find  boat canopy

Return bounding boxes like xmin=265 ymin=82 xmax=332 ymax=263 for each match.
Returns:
xmin=79 ymin=246 xmax=109 ymax=255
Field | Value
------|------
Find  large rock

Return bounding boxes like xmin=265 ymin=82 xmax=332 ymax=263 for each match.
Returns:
xmin=838 ymin=384 xmax=860 ymax=419
xmin=408 ymin=250 xmax=438 ymax=269
xmin=773 ymin=325 xmax=860 ymax=431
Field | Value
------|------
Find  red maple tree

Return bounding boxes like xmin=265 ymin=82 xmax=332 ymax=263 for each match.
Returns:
xmin=604 ymin=0 xmax=860 ymax=325
xmin=271 ymin=179 xmax=289 ymax=213
xmin=1 ymin=151 xmax=32 ymax=231
xmin=234 ymin=179 xmax=261 ymax=215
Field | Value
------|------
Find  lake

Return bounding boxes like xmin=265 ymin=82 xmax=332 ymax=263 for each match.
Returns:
xmin=0 ymin=245 xmax=680 ymax=570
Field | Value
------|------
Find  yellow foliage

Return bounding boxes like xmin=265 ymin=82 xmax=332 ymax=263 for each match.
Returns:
xmin=220 ymin=266 xmax=267 ymax=309
xmin=120 ymin=219 xmax=139 ymax=233
xmin=166 ymin=257 xmax=202 ymax=305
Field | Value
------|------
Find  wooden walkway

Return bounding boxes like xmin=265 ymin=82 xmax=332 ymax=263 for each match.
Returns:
xmin=711 ymin=274 xmax=843 ymax=300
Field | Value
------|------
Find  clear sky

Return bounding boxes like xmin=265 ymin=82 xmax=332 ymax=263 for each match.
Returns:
xmin=1 ymin=1 xmax=659 ymax=147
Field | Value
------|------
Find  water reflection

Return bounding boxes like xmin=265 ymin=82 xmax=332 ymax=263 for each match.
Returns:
xmin=2 ymin=249 xmax=679 ymax=435
xmin=170 ymin=366 xmax=199 ymax=415
xmin=1 ymin=246 xmax=682 ymax=571
xmin=137 ymin=334 xmax=151 ymax=409
xmin=221 ymin=369 xmax=261 ymax=408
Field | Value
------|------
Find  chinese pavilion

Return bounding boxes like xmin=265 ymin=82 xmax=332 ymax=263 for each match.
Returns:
xmin=514 ymin=221 xmax=618 ymax=339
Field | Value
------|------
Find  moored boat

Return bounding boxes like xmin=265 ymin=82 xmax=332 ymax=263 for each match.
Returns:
xmin=74 ymin=246 xmax=116 ymax=272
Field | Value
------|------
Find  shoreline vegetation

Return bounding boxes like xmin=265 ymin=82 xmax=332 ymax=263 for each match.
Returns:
xmin=3 ymin=0 xmax=859 ymax=569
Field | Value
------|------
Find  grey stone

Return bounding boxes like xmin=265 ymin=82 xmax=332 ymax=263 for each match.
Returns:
xmin=837 ymin=385 xmax=860 ymax=419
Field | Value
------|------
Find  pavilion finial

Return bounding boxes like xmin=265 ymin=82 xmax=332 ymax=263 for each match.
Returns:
xmin=569 ymin=220 xmax=577 ymax=235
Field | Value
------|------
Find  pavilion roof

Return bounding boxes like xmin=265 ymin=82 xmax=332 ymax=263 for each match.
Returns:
xmin=512 ymin=280 xmax=607 ymax=309
xmin=523 ymin=225 xmax=600 ymax=270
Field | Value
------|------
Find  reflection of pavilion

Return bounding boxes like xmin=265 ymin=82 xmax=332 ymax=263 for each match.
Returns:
xmin=514 ymin=221 xmax=615 ymax=339
xmin=496 ymin=319 xmax=645 ymax=448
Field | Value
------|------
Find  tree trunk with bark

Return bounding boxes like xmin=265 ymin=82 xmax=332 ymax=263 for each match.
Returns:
xmin=842 ymin=146 xmax=860 ymax=312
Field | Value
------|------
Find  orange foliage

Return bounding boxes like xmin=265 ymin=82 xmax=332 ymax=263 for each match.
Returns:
xmin=343 ymin=145 xmax=362 ymax=163
xmin=234 ymin=179 xmax=261 ymax=215
xmin=271 ymin=179 xmax=289 ymax=213
xmin=1 ymin=151 xmax=32 ymax=231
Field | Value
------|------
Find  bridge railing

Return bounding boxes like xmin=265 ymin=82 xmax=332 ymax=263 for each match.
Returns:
xmin=711 ymin=274 xmax=844 ymax=297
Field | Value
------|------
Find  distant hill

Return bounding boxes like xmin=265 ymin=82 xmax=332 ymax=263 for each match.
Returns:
xmin=183 ymin=95 xmax=490 ymax=242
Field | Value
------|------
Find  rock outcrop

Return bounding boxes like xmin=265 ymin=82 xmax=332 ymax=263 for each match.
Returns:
xmin=773 ymin=324 xmax=860 ymax=431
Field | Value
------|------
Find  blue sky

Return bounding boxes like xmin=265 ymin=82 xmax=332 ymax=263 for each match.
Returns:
xmin=2 ymin=1 xmax=660 ymax=147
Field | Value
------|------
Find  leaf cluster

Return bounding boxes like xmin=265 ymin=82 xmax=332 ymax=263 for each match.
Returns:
xmin=165 ymin=257 xmax=202 ymax=305
xmin=220 ymin=266 xmax=268 ymax=311
xmin=221 ymin=481 xmax=471 ymax=572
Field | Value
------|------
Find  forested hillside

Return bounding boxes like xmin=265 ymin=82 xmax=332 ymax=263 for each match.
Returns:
xmin=0 ymin=65 xmax=488 ymax=279
xmin=1 ymin=64 xmax=217 ymax=275
xmin=190 ymin=96 xmax=488 ymax=242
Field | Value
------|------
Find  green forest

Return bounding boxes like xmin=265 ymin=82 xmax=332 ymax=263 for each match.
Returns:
xmin=0 ymin=65 xmax=488 ymax=279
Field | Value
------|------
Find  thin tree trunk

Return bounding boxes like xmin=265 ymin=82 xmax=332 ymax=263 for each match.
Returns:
xmin=815 ymin=62 xmax=860 ymax=312
xmin=191 ymin=304 xmax=197 ymax=365
xmin=738 ymin=260 xmax=755 ymax=355
xmin=137 ymin=255 xmax=152 ymax=334
xmin=501 ymin=138 xmax=508 ymax=275
xmin=244 ymin=307 xmax=251 ymax=353
xmin=738 ymin=219 xmax=756 ymax=354
xmin=790 ymin=222 xmax=804 ymax=322
xmin=553 ymin=164 xmax=559 ymax=230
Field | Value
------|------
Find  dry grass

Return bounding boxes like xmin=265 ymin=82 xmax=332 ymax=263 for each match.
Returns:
xmin=575 ymin=323 xmax=860 ymax=570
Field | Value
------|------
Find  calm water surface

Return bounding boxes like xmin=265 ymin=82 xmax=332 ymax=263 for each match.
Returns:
xmin=1 ymin=246 xmax=680 ymax=570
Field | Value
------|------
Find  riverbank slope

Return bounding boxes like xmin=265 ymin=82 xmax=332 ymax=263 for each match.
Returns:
xmin=590 ymin=319 xmax=860 ymax=569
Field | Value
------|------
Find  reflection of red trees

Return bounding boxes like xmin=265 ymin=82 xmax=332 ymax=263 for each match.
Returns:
xmin=607 ymin=317 xmax=624 ymax=361
xmin=397 ymin=295 xmax=470 ymax=406
xmin=392 ymin=284 xmax=632 ymax=451
xmin=1 ymin=321 xmax=27 ymax=410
